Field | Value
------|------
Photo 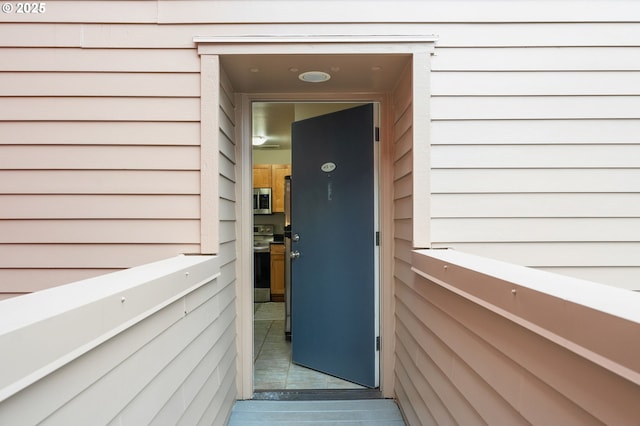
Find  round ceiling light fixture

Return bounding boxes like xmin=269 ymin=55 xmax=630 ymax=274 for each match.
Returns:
xmin=298 ymin=71 xmax=331 ymax=83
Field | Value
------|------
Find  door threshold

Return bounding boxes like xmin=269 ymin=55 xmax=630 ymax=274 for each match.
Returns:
xmin=252 ymin=389 xmax=382 ymax=401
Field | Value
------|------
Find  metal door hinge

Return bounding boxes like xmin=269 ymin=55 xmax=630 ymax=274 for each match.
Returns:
xmin=375 ymin=232 xmax=380 ymax=246
xmin=376 ymin=336 xmax=381 ymax=351
xmin=375 ymin=127 xmax=380 ymax=142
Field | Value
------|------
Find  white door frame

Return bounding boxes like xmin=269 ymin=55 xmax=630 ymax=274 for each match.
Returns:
xmin=244 ymin=96 xmax=384 ymax=394
xmin=194 ymin=35 xmax=436 ymax=399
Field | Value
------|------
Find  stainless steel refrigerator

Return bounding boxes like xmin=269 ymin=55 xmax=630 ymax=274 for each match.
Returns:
xmin=283 ymin=175 xmax=292 ymax=340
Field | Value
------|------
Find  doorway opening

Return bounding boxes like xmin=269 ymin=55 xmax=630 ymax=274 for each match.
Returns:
xmin=251 ymin=101 xmax=380 ymax=393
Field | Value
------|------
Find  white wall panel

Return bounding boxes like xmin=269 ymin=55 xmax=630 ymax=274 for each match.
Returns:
xmin=0 ymin=122 xmax=200 ymax=145
xmin=431 ymin=119 xmax=640 ymax=145
xmin=431 ymin=242 xmax=640 ymax=268
xmin=431 ymin=71 xmax=640 ymax=96
xmin=431 ymin=169 xmax=640 ymax=193
xmin=0 ymin=48 xmax=200 ymax=72
xmin=428 ymin=20 xmax=640 ymax=291
xmin=432 ymin=218 xmax=640 ymax=243
xmin=0 ymin=97 xmax=199 ymax=121
xmin=432 ymin=193 xmax=640 ymax=218
xmin=0 ymin=1 xmax=157 ymax=23
xmin=432 ymin=47 xmax=640 ymax=71
xmin=432 ymin=96 xmax=640 ymax=120
xmin=432 ymin=144 xmax=640 ymax=168
xmin=0 ymin=195 xmax=200 ymax=219
xmin=0 ymin=220 xmax=200 ymax=244
xmin=0 ymin=170 xmax=200 ymax=194
xmin=539 ymin=267 xmax=640 ymax=291
xmin=0 ymin=145 xmax=199 ymax=170
xmin=156 ymin=0 xmax=640 ymax=24
xmin=0 ymin=72 xmax=200 ymax=97
xmin=0 ymin=244 xmax=201 ymax=269
xmin=0 ymin=23 xmax=82 ymax=47
xmin=60 ymin=22 xmax=640 ymax=49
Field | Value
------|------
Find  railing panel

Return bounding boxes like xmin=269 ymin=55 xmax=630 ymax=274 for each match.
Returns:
xmin=396 ymin=249 xmax=640 ymax=425
xmin=0 ymin=255 xmax=236 ymax=425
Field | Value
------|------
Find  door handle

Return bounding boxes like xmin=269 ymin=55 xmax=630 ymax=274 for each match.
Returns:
xmin=290 ymin=250 xmax=300 ymax=259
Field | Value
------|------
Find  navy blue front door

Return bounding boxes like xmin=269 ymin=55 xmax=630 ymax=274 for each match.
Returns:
xmin=290 ymin=104 xmax=376 ymax=388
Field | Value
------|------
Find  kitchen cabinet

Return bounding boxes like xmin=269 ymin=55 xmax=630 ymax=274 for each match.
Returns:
xmin=270 ymin=243 xmax=285 ymax=302
xmin=253 ymin=164 xmax=272 ymax=188
xmin=271 ymin=164 xmax=291 ymax=213
xmin=253 ymin=164 xmax=291 ymax=213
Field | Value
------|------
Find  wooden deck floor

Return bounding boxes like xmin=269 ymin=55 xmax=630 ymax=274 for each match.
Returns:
xmin=228 ymin=399 xmax=405 ymax=425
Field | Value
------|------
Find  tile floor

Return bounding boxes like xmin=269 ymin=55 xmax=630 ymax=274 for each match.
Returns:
xmin=253 ymin=302 xmax=365 ymax=390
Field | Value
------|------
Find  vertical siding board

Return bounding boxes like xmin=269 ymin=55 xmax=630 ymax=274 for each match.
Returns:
xmin=200 ymin=54 xmax=220 ymax=254
xmin=412 ymin=52 xmax=431 ymax=248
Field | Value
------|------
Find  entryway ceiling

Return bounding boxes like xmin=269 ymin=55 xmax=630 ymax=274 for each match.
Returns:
xmin=220 ymin=54 xmax=410 ymax=93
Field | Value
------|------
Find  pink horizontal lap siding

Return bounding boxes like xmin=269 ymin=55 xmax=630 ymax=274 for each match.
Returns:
xmin=0 ymin=43 xmax=202 ymax=297
xmin=391 ymin=62 xmax=423 ymax=425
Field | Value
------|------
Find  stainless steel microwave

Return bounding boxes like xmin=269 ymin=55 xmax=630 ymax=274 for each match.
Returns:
xmin=253 ymin=188 xmax=272 ymax=214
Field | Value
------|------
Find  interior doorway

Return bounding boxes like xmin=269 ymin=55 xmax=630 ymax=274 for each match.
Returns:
xmin=251 ymin=101 xmax=380 ymax=391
